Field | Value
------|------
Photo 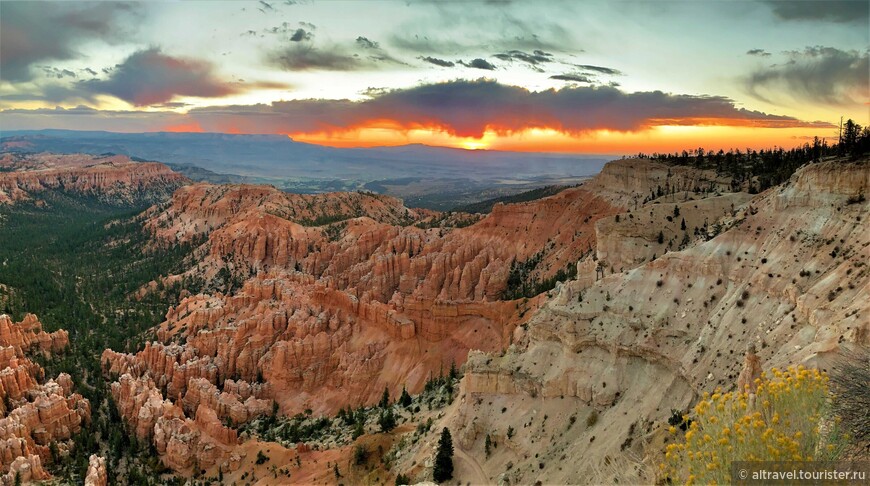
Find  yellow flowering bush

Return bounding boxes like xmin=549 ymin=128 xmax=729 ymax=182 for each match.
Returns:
xmin=661 ymin=365 xmax=847 ymax=485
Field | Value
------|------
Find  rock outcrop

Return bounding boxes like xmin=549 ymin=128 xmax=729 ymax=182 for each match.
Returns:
xmin=0 ymin=152 xmax=187 ymax=205
xmin=0 ymin=314 xmax=90 ymax=485
xmin=84 ymin=455 xmax=107 ymax=486
xmin=422 ymin=158 xmax=869 ymax=484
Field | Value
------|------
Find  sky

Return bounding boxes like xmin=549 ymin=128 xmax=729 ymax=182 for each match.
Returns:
xmin=0 ymin=0 xmax=867 ymax=154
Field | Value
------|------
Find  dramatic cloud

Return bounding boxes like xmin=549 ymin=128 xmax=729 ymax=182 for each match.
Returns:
xmin=459 ymin=59 xmax=497 ymax=70
xmin=78 ymin=48 xmax=240 ymax=106
xmin=574 ymin=64 xmax=622 ymax=75
xmin=0 ymin=2 xmax=138 ymax=82
xmin=419 ymin=56 xmax=455 ymax=67
xmin=746 ymin=46 xmax=869 ymax=105
xmin=762 ymin=0 xmax=869 ymax=23
xmin=269 ymin=45 xmax=364 ymax=71
xmin=0 ymin=105 xmax=190 ymax=132
xmin=356 ymin=37 xmax=379 ymax=49
xmin=746 ymin=49 xmax=771 ymax=57
xmin=268 ymin=36 xmax=404 ymax=71
xmin=550 ymin=74 xmax=592 ymax=83
xmin=493 ymin=50 xmax=554 ymax=67
xmin=388 ymin=1 xmax=576 ymax=56
xmin=40 ymin=67 xmax=77 ymax=79
xmin=182 ymin=79 xmax=831 ymax=138
xmin=290 ymin=28 xmax=312 ymax=42
xmin=256 ymin=21 xmax=314 ymax=40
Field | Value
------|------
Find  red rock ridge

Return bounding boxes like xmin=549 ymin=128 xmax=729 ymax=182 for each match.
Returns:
xmin=0 ymin=152 xmax=187 ymax=205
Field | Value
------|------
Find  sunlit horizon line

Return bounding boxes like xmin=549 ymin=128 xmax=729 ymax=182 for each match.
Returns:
xmin=23 ymin=125 xmax=845 ymax=156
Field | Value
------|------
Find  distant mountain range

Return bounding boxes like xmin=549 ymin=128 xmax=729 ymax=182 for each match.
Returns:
xmin=0 ymin=130 xmax=608 ymax=183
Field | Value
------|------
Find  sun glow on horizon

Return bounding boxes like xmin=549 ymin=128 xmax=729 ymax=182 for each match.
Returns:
xmin=284 ymin=124 xmax=840 ymax=154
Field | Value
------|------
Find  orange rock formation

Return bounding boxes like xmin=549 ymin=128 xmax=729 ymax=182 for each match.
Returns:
xmin=0 ymin=314 xmax=90 ymax=485
xmin=0 ymin=152 xmax=187 ymax=205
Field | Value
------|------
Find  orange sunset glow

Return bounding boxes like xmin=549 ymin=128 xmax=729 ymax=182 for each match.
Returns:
xmin=290 ymin=124 xmax=840 ymax=154
xmin=0 ymin=0 xmax=866 ymax=156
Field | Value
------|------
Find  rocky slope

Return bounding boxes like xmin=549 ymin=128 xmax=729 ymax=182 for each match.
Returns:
xmin=100 ymin=158 xmax=753 ymax=475
xmin=397 ymin=158 xmax=869 ymax=484
xmin=0 ymin=314 xmax=90 ymax=485
xmin=0 ymin=152 xmax=187 ymax=206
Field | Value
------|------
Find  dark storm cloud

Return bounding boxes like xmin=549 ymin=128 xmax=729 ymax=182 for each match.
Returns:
xmin=77 ymin=48 xmax=241 ymax=106
xmin=550 ymin=74 xmax=592 ymax=83
xmin=746 ymin=46 xmax=869 ymax=105
xmin=356 ymin=37 xmax=379 ymax=49
xmin=83 ymin=68 xmax=99 ymax=77
xmin=0 ymin=2 xmax=139 ymax=82
xmin=419 ymin=56 xmax=456 ymax=67
xmin=747 ymin=49 xmax=771 ymax=57
xmin=459 ymin=59 xmax=497 ymax=70
xmin=183 ymin=79 xmax=832 ymax=138
xmin=574 ymin=64 xmax=622 ymax=75
xmin=290 ymin=28 xmax=312 ymax=42
xmin=761 ymin=0 xmax=869 ymax=23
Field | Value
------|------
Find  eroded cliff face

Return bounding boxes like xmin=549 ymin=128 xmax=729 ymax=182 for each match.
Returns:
xmin=102 ymin=156 xmax=787 ymax=476
xmin=0 ymin=153 xmax=187 ymax=206
xmin=102 ymin=163 xmax=651 ymax=473
xmin=0 ymin=314 xmax=90 ymax=485
xmin=420 ymin=159 xmax=869 ymax=485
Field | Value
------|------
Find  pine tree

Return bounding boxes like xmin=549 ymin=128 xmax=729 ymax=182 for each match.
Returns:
xmin=433 ymin=427 xmax=454 ymax=482
xmin=378 ymin=408 xmax=397 ymax=432
xmin=399 ymin=386 xmax=412 ymax=407
xmin=352 ymin=419 xmax=365 ymax=440
xmin=657 ymin=231 xmax=665 ymax=244
xmin=380 ymin=386 xmax=390 ymax=408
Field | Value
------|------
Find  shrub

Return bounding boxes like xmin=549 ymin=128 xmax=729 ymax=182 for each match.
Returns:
xmin=353 ymin=445 xmax=368 ymax=466
xmin=662 ymin=366 xmax=846 ymax=485
xmin=586 ymin=410 xmax=599 ymax=427
xmin=255 ymin=450 xmax=269 ymax=465
xmin=829 ymin=349 xmax=870 ymax=451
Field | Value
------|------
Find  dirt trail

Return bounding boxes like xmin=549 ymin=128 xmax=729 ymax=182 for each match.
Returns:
xmin=455 ymin=445 xmax=491 ymax=485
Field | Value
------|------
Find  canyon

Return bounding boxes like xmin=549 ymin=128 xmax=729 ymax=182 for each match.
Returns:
xmin=98 ymin=155 xmax=817 ymax=478
xmin=0 ymin=150 xmax=866 ymax=484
